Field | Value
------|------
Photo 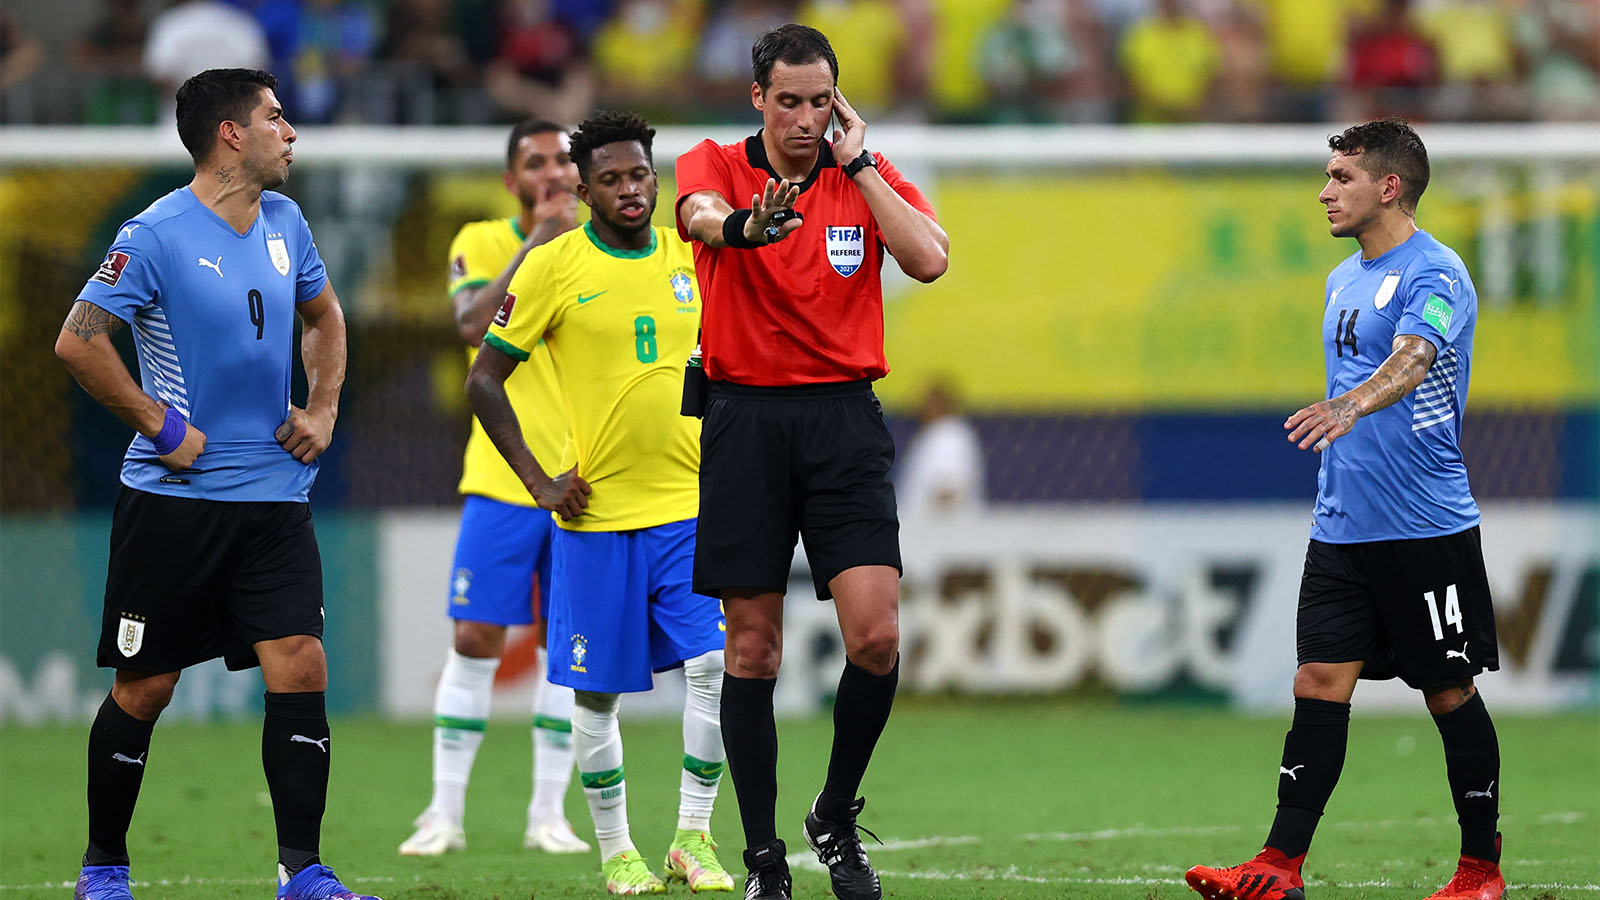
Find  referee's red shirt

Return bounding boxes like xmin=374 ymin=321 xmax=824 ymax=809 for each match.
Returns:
xmin=675 ymin=135 xmax=937 ymax=386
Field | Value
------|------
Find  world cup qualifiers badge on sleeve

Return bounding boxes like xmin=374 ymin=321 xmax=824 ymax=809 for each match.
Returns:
xmin=92 ymin=252 xmax=131 ymax=286
xmin=494 ymin=292 xmax=517 ymax=327
xmin=826 ymin=225 xmax=864 ymax=277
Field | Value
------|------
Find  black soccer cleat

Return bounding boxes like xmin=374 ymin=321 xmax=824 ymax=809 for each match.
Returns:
xmin=802 ymin=796 xmax=883 ymax=900
xmin=741 ymin=839 xmax=791 ymax=900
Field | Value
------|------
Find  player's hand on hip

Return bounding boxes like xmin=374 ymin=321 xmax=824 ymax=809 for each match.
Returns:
xmin=831 ymin=88 xmax=867 ymax=161
xmin=275 ymin=405 xmax=335 ymax=463
xmin=158 ymin=420 xmax=206 ymax=470
xmin=748 ymin=179 xmax=803 ymax=243
xmin=1285 ymin=397 xmax=1357 ymax=452
xmin=534 ymin=466 xmax=591 ymax=520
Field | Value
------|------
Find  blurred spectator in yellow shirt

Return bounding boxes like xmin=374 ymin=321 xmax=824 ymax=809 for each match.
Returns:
xmin=593 ymin=0 xmax=700 ymax=116
xmin=928 ymin=0 xmax=1011 ymax=122
xmin=1235 ymin=0 xmax=1370 ymax=121
xmin=1421 ymin=0 xmax=1519 ymax=120
xmin=1118 ymin=0 xmax=1220 ymax=122
xmin=797 ymin=0 xmax=918 ymax=118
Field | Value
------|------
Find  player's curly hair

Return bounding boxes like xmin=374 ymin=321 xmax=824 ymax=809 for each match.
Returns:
xmin=1328 ymin=117 xmax=1431 ymax=214
xmin=569 ymin=111 xmax=656 ymax=183
xmin=175 ymin=68 xmax=278 ymax=165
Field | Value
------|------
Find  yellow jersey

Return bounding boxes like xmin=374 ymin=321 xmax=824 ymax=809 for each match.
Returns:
xmin=485 ymin=223 xmax=701 ymax=532
xmin=449 ymin=218 xmax=568 ymax=506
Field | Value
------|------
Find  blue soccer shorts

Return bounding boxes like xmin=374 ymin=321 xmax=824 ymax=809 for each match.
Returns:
xmin=547 ymin=517 xmax=726 ymax=693
xmin=445 ymin=494 xmax=554 ymax=626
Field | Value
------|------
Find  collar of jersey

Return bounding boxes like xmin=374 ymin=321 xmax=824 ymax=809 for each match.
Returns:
xmin=745 ymin=131 xmax=837 ymax=196
xmin=182 ymin=186 xmax=262 ymax=238
xmin=1358 ymin=228 xmax=1425 ymax=270
xmin=509 ymin=217 xmax=527 ymax=241
xmin=583 ymin=221 xmax=657 ymax=259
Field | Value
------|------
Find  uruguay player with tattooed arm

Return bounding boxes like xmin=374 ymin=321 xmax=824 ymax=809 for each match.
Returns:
xmin=1186 ymin=118 xmax=1505 ymax=900
xmin=56 ymin=68 xmax=375 ymax=900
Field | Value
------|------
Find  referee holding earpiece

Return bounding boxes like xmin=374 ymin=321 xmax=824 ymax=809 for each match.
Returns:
xmin=675 ymin=23 xmax=949 ymax=900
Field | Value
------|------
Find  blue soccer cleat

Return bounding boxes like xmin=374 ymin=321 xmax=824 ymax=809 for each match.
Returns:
xmin=276 ymin=863 xmax=382 ymax=900
xmin=74 ymin=865 xmax=134 ymax=900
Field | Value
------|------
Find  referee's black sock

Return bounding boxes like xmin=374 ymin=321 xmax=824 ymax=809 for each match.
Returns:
xmin=818 ymin=656 xmax=898 ymax=821
xmin=1264 ymin=696 xmax=1350 ymax=861
xmin=1433 ymin=691 xmax=1500 ymax=862
xmin=262 ymin=691 xmax=329 ymax=879
xmin=83 ymin=692 xmax=157 ymax=867
xmin=721 ymin=673 xmax=779 ymax=848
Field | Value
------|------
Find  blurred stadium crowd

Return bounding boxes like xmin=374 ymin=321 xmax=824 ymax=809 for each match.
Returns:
xmin=2 ymin=0 xmax=1597 ymax=128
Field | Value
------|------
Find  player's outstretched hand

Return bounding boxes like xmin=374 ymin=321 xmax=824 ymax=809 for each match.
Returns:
xmin=831 ymin=88 xmax=867 ymax=162
xmin=276 ymin=405 xmax=335 ymax=464
xmin=1285 ymin=396 xmax=1358 ymax=452
xmin=157 ymin=411 xmax=206 ymax=471
xmin=535 ymin=466 xmax=591 ymax=520
xmin=747 ymin=179 xmax=803 ymax=244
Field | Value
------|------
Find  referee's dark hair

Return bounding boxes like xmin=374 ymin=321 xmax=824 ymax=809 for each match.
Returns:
xmin=752 ymin=24 xmax=838 ymax=90
xmin=506 ymin=118 xmax=568 ymax=169
xmin=1329 ymin=117 xmax=1431 ymax=214
xmin=569 ymin=111 xmax=656 ymax=184
xmin=175 ymin=68 xmax=279 ymax=165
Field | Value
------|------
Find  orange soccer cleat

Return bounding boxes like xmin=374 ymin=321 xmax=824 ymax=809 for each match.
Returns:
xmin=1185 ymin=847 xmax=1306 ymax=900
xmin=1424 ymin=836 xmax=1505 ymax=900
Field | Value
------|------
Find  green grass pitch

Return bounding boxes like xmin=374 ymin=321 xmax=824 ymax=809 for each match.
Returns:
xmin=3 ymin=697 xmax=1596 ymax=899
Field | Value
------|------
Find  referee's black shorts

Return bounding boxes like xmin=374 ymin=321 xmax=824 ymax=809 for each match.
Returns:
xmin=1297 ymin=525 xmax=1498 ymax=691
xmin=99 ymin=486 xmax=325 ymax=672
xmin=694 ymin=379 xmax=900 ymax=601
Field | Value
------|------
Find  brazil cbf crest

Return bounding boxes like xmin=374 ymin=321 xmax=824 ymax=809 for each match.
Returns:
xmin=826 ymin=225 xmax=865 ymax=277
xmin=117 ymin=614 xmax=147 ymax=658
xmin=570 ymin=633 xmax=588 ymax=670
xmin=266 ymin=233 xmax=291 ymax=276
xmin=669 ymin=269 xmax=695 ymax=305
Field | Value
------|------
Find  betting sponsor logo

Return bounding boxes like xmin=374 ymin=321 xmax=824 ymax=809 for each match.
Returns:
xmin=267 ymin=236 xmax=291 ymax=276
xmin=826 ymin=225 xmax=865 ymax=277
xmin=493 ymin=292 xmax=517 ymax=327
xmin=92 ymin=252 xmax=131 ymax=287
xmin=1423 ymin=293 xmax=1454 ymax=333
xmin=117 ymin=615 xmax=145 ymax=657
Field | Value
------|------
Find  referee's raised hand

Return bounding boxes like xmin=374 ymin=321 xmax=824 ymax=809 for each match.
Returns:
xmin=747 ymin=178 xmax=803 ymax=244
xmin=831 ymin=87 xmax=866 ymax=161
xmin=533 ymin=466 xmax=591 ymax=520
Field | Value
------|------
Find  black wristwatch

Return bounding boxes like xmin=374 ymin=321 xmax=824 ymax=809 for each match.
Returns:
xmin=842 ymin=150 xmax=876 ymax=179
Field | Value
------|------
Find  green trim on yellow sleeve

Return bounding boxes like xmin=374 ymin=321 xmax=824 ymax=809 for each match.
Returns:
xmin=483 ymin=332 xmax=531 ymax=361
xmin=449 ymin=278 xmax=491 ymax=298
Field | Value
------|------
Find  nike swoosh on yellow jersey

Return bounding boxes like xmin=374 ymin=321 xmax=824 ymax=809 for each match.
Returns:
xmin=577 ymin=290 xmax=608 ymax=304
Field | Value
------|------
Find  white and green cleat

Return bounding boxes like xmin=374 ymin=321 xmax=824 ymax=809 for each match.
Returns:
xmin=602 ymin=850 xmax=667 ymax=895
xmin=663 ymin=830 xmax=735 ymax=893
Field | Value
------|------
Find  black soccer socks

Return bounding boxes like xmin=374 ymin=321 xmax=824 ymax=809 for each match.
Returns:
xmin=1264 ymin=696 xmax=1350 ymax=860
xmin=263 ymin=691 xmax=329 ymax=878
xmin=721 ymin=674 xmax=780 ymax=848
xmin=818 ymin=657 xmax=899 ymax=820
xmin=1433 ymin=691 xmax=1501 ymax=862
xmin=84 ymin=692 xmax=157 ymax=867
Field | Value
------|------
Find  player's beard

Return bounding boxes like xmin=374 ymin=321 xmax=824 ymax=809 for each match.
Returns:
xmin=246 ymin=152 xmax=290 ymax=190
xmin=594 ymin=195 xmax=657 ymax=239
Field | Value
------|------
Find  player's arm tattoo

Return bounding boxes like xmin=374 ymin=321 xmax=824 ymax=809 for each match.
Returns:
xmin=61 ymin=300 xmax=125 ymax=342
xmin=1345 ymin=334 xmax=1437 ymax=417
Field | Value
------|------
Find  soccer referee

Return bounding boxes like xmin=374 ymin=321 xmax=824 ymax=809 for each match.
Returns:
xmin=1185 ymin=119 xmax=1505 ymax=900
xmin=675 ymin=24 xmax=948 ymax=900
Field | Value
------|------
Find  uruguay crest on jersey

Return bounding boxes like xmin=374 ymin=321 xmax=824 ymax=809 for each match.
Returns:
xmin=267 ymin=234 xmax=291 ymax=276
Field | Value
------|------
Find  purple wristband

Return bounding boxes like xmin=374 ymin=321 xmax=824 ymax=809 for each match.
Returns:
xmin=151 ymin=407 xmax=187 ymax=455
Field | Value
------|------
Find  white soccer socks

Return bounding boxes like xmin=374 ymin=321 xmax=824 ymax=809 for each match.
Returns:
xmin=574 ymin=690 xmax=634 ymax=860
xmin=528 ymin=648 xmax=577 ymax=826
xmin=679 ymin=650 xmax=727 ymax=832
xmin=428 ymin=649 xmax=499 ymax=824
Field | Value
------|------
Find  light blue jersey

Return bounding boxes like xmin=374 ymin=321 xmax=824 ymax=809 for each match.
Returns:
xmin=1313 ymin=230 xmax=1480 ymax=543
xmin=77 ymin=187 xmax=328 ymax=501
